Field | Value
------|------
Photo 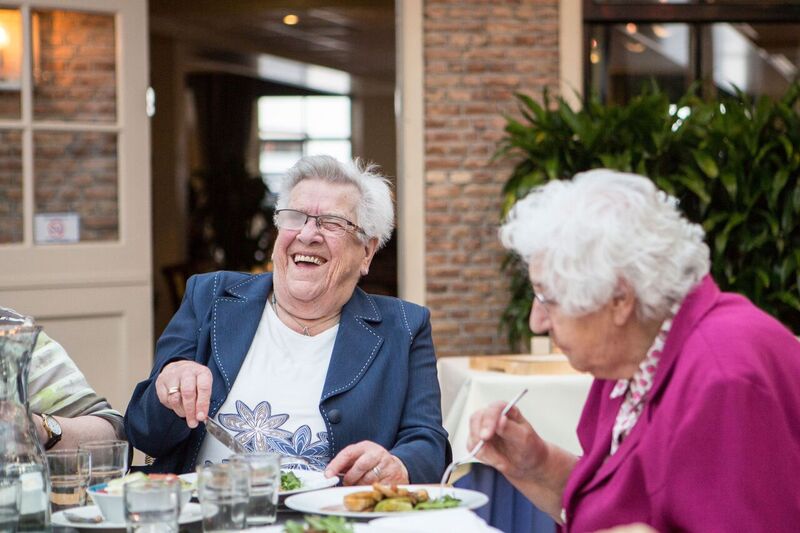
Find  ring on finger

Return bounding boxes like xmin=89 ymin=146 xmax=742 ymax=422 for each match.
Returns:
xmin=372 ymin=465 xmax=382 ymax=480
xmin=167 ymin=386 xmax=180 ymax=395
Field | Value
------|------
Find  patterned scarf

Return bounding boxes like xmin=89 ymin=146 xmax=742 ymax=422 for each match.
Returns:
xmin=609 ymin=305 xmax=678 ymax=455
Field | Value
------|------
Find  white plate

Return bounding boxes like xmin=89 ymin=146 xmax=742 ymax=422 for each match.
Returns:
xmin=247 ymin=525 xmax=377 ymax=533
xmin=180 ymin=469 xmax=338 ymax=497
xmin=51 ymin=502 xmax=202 ymax=530
xmin=284 ymin=485 xmax=489 ymax=519
xmin=178 ymin=472 xmax=197 ymax=487
xmin=280 ymin=469 xmax=339 ymax=496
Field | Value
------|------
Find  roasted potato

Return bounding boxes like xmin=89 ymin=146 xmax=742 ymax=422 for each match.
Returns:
xmin=409 ymin=488 xmax=429 ymax=505
xmin=374 ymin=497 xmax=414 ymax=512
xmin=343 ymin=490 xmax=380 ymax=512
xmin=372 ymin=482 xmax=398 ymax=498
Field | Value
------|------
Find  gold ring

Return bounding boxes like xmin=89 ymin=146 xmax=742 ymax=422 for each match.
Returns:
xmin=167 ymin=386 xmax=180 ymax=395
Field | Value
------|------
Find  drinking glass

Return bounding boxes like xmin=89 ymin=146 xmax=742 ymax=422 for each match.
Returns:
xmin=78 ymin=440 xmax=129 ymax=487
xmin=0 ymin=476 xmax=21 ymax=530
xmin=229 ymin=453 xmax=280 ymax=526
xmin=197 ymin=462 xmax=250 ymax=531
xmin=46 ymin=449 xmax=91 ymax=512
xmin=124 ymin=478 xmax=180 ymax=533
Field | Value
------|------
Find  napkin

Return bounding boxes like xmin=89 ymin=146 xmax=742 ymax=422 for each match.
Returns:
xmin=369 ymin=509 xmax=500 ymax=533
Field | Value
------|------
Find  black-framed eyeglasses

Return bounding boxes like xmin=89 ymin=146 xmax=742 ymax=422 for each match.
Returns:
xmin=274 ymin=209 xmax=366 ymax=237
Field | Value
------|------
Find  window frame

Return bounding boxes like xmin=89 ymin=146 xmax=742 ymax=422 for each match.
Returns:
xmin=583 ymin=0 xmax=800 ymax=100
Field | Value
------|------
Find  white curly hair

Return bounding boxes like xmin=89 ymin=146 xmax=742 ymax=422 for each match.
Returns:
xmin=276 ymin=155 xmax=395 ymax=249
xmin=499 ymin=169 xmax=710 ymax=320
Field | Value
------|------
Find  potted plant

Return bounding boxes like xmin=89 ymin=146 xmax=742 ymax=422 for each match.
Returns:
xmin=496 ymin=83 xmax=800 ymax=351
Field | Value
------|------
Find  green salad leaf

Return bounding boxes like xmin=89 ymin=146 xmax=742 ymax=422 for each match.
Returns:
xmin=283 ymin=515 xmax=354 ymax=533
xmin=281 ymin=471 xmax=302 ymax=491
xmin=414 ymin=494 xmax=461 ymax=510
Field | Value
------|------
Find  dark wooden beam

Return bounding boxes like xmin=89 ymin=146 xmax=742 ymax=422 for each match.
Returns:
xmin=583 ymin=2 xmax=800 ymax=23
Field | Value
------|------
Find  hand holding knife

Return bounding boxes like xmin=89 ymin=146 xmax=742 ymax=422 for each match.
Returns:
xmin=204 ymin=417 xmax=248 ymax=454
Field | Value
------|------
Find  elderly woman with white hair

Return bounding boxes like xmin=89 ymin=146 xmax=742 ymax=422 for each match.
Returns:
xmin=127 ymin=155 xmax=450 ymax=484
xmin=469 ymin=169 xmax=800 ymax=532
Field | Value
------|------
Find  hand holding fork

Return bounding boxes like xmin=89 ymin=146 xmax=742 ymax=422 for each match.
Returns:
xmin=440 ymin=388 xmax=529 ymax=486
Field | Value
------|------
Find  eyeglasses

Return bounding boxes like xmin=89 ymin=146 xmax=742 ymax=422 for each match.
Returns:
xmin=533 ymin=288 xmax=557 ymax=313
xmin=274 ymin=209 xmax=366 ymax=237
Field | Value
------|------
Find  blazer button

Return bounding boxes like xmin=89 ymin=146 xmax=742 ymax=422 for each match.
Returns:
xmin=328 ymin=409 xmax=342 ymax=424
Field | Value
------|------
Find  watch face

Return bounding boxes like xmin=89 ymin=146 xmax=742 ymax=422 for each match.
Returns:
xmin=45 ymin=416 xmax=62 ymax=435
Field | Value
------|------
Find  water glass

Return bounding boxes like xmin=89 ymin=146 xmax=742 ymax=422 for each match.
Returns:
xmin=124 ymin=478 xmax=180 ymax=533
xmin=79 ymin=440 xmax=129 ymax=487
xmin=0 ymin=476 xmax=21 ymax=530
xmin=46 ymin=449 xmax=91 ymax=512
xmin=230 ymin=453 xmax=280 ymax=526
xmin=197 ymin=462 xmax=250 ymax=532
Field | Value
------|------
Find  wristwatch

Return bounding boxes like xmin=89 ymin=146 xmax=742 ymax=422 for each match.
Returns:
xmin=40 ymin=413 xmax=62 ymax=450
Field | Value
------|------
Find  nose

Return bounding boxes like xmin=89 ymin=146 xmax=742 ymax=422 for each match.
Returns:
xmin=529 ymin=299 xmax=551 ymax=334
xmin=296 ymin=216 xmax=322 ymax=243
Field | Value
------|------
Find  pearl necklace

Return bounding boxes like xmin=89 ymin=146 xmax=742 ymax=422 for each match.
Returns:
xmin=270 ymin=292 xmax=339 ymax=337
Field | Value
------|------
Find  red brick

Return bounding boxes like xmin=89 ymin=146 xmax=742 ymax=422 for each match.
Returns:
xmin=424 ymin=0 xmax=559 ymax=356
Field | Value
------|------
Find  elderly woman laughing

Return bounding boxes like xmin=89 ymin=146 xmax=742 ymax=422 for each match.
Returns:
xmin=469 ymin=170 xmax=800 ymax=532
xmin=126 ymin=155 xmax=450 ymax=484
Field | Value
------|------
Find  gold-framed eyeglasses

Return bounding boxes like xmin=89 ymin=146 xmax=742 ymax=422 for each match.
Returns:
xmin=274 ymin=208 xmax=366 ymax=237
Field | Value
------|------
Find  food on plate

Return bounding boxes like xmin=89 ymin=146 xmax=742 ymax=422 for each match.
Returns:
xmin=281 ymin=470 xmax=303 ymax=491
xmin=374 ymin=497 xmax=413 ymax=512
xmin=96 ymin=472 xmax=192 ymax=494
xmin=414 ymin=494 xmax=461 ymax=510
xmin=283 ymin=515 xmax=354 ymax=533
xmin=341 ymin=483 xmax=460 ymax=512
xmin=342 ymin=490 xmax=382 ymax=512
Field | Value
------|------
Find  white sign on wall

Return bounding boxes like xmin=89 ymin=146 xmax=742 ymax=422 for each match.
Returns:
xmin=34 ymin=213 xmax=80 ymax=244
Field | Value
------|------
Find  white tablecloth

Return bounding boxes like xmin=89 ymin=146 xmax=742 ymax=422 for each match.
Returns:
xmin=438 ymin=356 xmax=593 ymax=457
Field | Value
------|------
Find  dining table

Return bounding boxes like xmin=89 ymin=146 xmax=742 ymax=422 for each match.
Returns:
xmin=51 ymin=503 xmax=497 ymax=532
xmin=439 ymin=354 xmax=593 ymax=533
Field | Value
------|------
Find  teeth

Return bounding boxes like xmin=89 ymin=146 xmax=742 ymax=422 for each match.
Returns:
xmin=294 ymin=254 xmax=325 ymax=265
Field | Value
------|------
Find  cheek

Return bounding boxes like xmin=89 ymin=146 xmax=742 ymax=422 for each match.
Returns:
xmin=273 ymin=233 xmax=294 ymax=255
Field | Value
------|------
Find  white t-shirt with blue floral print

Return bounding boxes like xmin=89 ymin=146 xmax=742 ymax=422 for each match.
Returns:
xmin=196 ymin=301 xmax=337 ymax=471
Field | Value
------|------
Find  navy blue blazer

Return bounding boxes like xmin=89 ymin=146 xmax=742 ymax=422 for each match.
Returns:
xmin=125 ymin=271 xmax=451 ymax=482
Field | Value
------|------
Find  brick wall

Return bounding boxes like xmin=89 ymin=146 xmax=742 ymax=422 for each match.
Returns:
xmin=424 ymin=0 xmax=560 ymax=356
xmin=0 ymin=10 xmax=118 ymax=244
xmin=33 ymin=10 xmax=116 ymax=122
xmin=0 ymin=130 xmax=23 ymax=243
xmin=34 ymin=131 xmax=118 ymax=241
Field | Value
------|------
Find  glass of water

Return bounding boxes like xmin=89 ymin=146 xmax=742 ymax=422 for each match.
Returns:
xmin=124 ymin=477 xmax=180 ymax=533
xmin=45 ymin=449 xmax=91 ymax=512
xmin=230 ymin=453 xmax=280 ymax=526
xmin=79 ymin=440 xmax=129 ymax=487
xmin=0 ymin=476 xmax=21 ymax=530
xmin=197 ymin=462 xmax=250 ymax=531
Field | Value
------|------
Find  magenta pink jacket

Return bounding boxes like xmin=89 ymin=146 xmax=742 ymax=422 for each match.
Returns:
xmin=563 ymin=276 xmax=800 ymax=532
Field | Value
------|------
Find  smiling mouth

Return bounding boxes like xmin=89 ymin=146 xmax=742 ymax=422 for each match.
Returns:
xmin=293 ymin=253 xmax=326 ymax=266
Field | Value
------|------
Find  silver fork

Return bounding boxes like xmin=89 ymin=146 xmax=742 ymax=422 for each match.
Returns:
xmin=440 ymin=388 xmax=529 ymax=487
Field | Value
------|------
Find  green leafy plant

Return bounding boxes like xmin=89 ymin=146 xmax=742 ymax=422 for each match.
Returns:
xmin=496 ymin=82 xmax=800 ymax=350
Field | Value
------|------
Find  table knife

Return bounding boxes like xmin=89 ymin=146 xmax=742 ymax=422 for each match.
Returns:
xmin=204 ymin=417 xmax=248 ymax=454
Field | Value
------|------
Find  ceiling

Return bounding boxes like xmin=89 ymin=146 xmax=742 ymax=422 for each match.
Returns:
xmin=149 ymin=0 xmax=396 ymax=85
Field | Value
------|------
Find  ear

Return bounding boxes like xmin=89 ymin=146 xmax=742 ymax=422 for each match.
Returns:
xmin=360 ymin=238 xmax=380 ymax=276
xmin=611 ymin=278 xmax=637 ymax=326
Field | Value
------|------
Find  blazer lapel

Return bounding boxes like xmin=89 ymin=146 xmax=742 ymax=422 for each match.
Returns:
xmin=210 ymin=273 xmax=271 ymax=401
xmin=567 ymin=384 xmax=625 ymax=498
xmin=321 ymin=287 xmax=383 ymax=401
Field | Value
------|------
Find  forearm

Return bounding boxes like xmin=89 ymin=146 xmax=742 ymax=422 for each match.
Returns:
xmin=33 ymin=414 xmax=119 ymax=450
xmin=505 ymin=442 xmax=578 ymax=522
